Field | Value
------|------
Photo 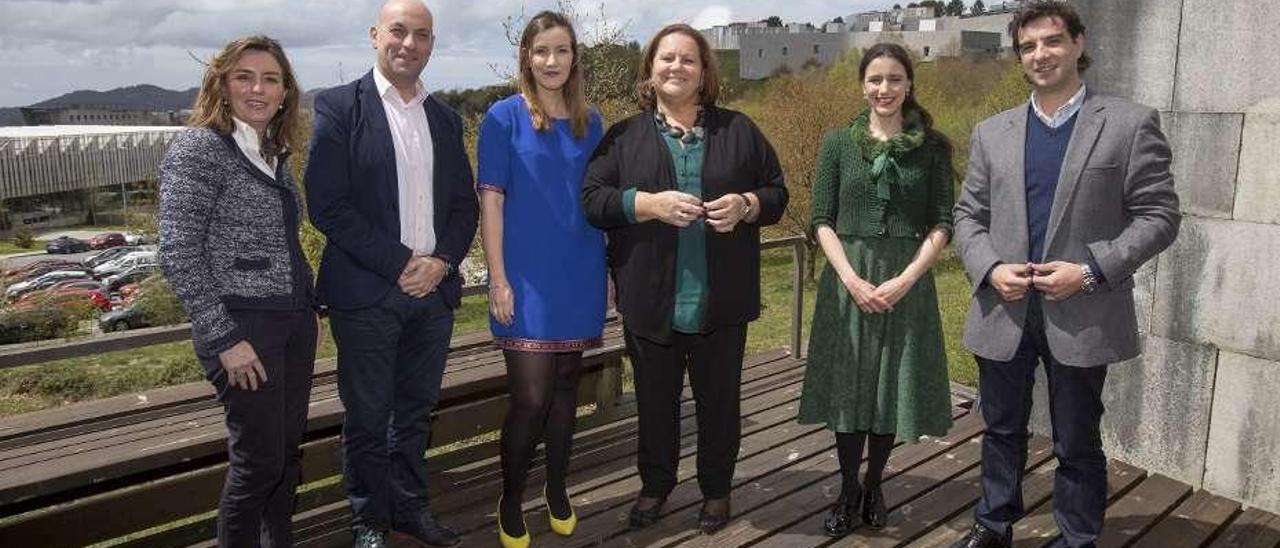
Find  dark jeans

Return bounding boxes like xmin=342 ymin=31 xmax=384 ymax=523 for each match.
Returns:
xmin=200 ymin=308 xmax=318 ymax=548
xmin=975 ymin=306 xmax=1109 ymax=548
xmin=329 ymin=290 xmax=454 ymax=529
xmin=626 ymin=324 xmax=747 ymax=500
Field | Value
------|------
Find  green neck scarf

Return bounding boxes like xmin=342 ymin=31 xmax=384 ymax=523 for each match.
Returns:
xmin=851 ymin=109 xmax=927 ymax=202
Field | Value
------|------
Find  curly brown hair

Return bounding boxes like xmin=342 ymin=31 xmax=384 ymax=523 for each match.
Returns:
xmin=187 ymin=35 xmax=302 ymax=156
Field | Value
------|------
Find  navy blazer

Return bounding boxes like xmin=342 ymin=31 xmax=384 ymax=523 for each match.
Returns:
xmin=305 ymin=70 xmax=479 ymax=310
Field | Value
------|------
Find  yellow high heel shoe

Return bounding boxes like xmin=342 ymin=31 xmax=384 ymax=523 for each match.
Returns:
xmin=545 ymin=487 xmax=578 ymax=536
xmin=498 ymin=496 xmax=531 ymax=548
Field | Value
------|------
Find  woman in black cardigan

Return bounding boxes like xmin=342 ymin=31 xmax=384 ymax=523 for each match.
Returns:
xmin=581 ymin=23 xmax=788 ymax=535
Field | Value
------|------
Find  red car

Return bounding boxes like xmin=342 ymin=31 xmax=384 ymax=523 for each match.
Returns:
xmin=13 ymin=287 xmax=111 ymax=312
xmin=89 ymin=232 xmax=127 ymax=250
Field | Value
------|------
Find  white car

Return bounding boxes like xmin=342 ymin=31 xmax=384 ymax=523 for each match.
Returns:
xmin=93 ymin=251 xmax=158 ymax=277
xmin=6 ymin=270 xmax=92 ymax=299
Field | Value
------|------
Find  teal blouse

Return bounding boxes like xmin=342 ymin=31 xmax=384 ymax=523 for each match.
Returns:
xmin=621 ymin=126 xmax=708 ymax=334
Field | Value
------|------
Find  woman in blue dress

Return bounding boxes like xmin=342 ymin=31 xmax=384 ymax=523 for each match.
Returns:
xmin=476 ymin=11 xmax=605 ymax=548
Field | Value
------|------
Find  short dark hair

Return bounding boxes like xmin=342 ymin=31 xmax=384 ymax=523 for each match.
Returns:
xmin=635 ymin=23 xmax=721 ymax=110
xmin=1008 ymin=0 xmax=1091 ymax=72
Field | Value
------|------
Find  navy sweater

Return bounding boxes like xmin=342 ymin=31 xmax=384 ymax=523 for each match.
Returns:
xmin=1024 ymin=107 xmax=1077 ymax=263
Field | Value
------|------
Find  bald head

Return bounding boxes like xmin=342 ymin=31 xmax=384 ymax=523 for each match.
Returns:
xmin=370 ymin=0 xmax=435 ymax=93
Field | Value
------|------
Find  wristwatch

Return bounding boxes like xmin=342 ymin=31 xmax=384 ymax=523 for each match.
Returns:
xmin=1079 ymin=263 xmax=1098 ymax=294
xmin=430 ymin=254 xmax=457 ymax=277
xmin=739 ymin=193 xmax=752 ymax=218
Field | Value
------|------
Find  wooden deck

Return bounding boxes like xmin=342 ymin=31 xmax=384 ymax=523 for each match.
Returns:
xmin=289 ymin=351 xmax=1280 ymax=548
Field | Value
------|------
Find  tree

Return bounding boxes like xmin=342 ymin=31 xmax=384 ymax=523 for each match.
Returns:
xmin=945 ymin=0 xmax=965 ymax=16
xmin=970 ymin=0 xmax=986 ymax=15
xmin=761 ymin=16 xmax=783 ymax=27
xmin=893 ymin=3 xmax=902 ymax=9
xmin=916 ymin=1 xmax=945 ymax=17
xmin=831 ymin=16 xmax=844 ymax=24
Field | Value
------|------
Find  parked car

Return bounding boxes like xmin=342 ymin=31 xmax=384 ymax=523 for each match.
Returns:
xmin=123 ymin=232 xmax=157 ymax=246
xmin=2 ymin=259 xmax=82 ymax=286
xmin=93 ymin=251 xmax=157 ymax=278
xmin=45 ymin=236 xmax=91 ymax=254
xmin=104 ymin=265 xmax=160 ymax=293
xmin=89 ymin=232 xmax=127 ymax=250
xmin=100 ymin=306 xmax=150 ymax=332
xmin=14 ymin=287 xmax=111 ymax=312
xmin=83 ymin=245 xmax=141 ymax=268
xmin=46 ymin=279 xmax=106 ymax=293
xmin=5 ymin=270 xmax=94 ymax=300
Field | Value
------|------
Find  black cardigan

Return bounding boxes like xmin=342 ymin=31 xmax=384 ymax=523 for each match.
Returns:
xmin=582 ymin=106 xmax=789 ymax=344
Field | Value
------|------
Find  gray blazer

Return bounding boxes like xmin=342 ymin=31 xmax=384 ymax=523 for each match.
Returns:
xmin=952 ymin=92 xmax=1181 ymax=367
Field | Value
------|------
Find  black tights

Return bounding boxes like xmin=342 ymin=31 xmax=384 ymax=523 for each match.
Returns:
xmin=498 ymin=350 xmax=583 ymax=535
xmin=835 ymin=431 xmax=895 ymax=499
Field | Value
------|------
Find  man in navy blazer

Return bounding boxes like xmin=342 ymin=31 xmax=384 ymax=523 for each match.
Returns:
xmin=305 ymin=1 xmax=477 ymax=546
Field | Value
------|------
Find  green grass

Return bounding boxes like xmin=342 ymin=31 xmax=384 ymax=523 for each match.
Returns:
xmin=0 ymin=239 xmax=47 ymax=255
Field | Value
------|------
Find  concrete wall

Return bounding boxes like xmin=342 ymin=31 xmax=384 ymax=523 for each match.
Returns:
xmin=738 ymin=33 xmax=850 ymax=80
xmin=1024 ymin=0 xmax=1280 ymax=514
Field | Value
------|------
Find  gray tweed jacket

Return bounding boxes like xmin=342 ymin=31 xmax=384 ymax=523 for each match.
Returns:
xmin=158 ymin=126 xmax=314 ymax=358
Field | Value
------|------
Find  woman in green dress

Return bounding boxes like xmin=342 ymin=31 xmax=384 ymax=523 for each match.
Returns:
xmin=798 ymin=42 xmax=955 ymax=537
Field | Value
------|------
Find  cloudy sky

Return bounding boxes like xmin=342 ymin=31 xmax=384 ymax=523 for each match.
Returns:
xmin=0 ymin=0 xmax=891 ymax=108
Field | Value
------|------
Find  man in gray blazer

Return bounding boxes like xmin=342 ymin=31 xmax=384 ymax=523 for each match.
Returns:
xmin=950 ymin=2 xmax=1180 ymax=547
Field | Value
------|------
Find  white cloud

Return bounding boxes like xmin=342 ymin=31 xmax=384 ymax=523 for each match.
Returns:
xmin=0 ymin=0 xmax=887 ymax=107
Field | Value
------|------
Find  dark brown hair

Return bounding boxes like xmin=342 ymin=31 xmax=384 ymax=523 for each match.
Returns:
xmin=858 ymin=42 xmax=952 ymax=155
xmin=518 ymin=11 xmax=591 ymax=138
xmin=635 ymin=23 xmax=720 ymax=110
xmin=1008 ymin=0 xmax=1091 ymax=72
xmin=188 ymin=35 xmax=302 ymax=156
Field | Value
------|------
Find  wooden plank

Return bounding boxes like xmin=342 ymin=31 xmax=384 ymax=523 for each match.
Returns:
xmin=1011 ymin=459 xmax=1148 ymax=548
xmin=906 ymin=458 xmax=1061 ymax=548
xmin=832 ymin=438 xmax=1056 ymax=548
xmin=1096 ymin=474 xmax=1193 ymax=548
xmin=1129 ymin=489 xmax=1240 ymax=548
xmin=1205 ymin=506 xmax=1280 ymax=548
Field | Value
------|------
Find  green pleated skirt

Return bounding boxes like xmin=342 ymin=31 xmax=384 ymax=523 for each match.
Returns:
xmin=797 ymin=235 xmax=953 ymax=440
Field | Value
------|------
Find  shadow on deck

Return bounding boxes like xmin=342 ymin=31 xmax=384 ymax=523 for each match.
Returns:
xmin=300 ymin=351 xmax=1280 ymax=548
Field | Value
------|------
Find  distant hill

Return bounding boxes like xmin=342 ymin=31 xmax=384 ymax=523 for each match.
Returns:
xmin=0 ymin=108 xmax=23 ymax=127
xmin=30 ymin=84 xmax=200 ymax=111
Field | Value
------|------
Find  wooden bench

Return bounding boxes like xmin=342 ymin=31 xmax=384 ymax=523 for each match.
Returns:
xmin=0 ymin=315 xmax=627 ymax=547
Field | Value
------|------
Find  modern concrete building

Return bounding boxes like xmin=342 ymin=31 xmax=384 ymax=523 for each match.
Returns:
xmin=700 ymin=22 xmax=785 ymax=51
xmin=739 ymin=28 xmax=1002 ymax=80
xmin=0 ymin=126 xmax=181 ymax=233
xmin=1021 ymin=0 xmax=1280 ymax=515
xmin=20 ymin=107 xmax=186 ymax=127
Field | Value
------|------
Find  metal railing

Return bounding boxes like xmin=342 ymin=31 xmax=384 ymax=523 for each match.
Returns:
xmin=0 ymin=236 xmax=809 ymax=369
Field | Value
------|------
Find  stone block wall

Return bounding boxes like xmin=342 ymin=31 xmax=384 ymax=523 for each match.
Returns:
xmin=1023 ymin=0 xmax=1280 ymax=513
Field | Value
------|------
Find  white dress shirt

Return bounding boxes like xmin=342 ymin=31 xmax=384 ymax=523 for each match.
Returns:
xmin=1031 ymin=83 xmax=1087 ymax=129
xmin=373 ymin=66 xmax=437 ymax=256
xmin=231 ymin=117 xmax=276 ymax=179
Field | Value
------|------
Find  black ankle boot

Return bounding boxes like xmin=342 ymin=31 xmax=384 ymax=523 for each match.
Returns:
xmin=861 ymin=485 xmax=887 ymax=528
xmin=822 ymin=489 xmax=861 ymax=537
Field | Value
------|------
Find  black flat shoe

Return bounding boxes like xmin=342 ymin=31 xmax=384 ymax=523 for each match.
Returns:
xmin=822 ymin=493 xmax=861 ymax=537
xmin=697 ymin=498 xmax=731 ymax=535
xmin=628 ymin=496 xmax=666 ymax=529
xmin=949 ymin=523 xmax=1010 ymax=548
xmin=862 ymin=486 xmax=888 ymax=529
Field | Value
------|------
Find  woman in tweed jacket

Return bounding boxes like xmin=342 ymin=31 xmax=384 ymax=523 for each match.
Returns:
xmin=157 ymin=35 xmax=317 ymax=548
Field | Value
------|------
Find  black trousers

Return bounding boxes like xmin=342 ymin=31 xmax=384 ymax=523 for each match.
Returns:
xmin=329 ymin=290 xmax=454 ymax=529
xmin=975 ymin=303 xmax=1108 ymax=548
xmin=626 ymin=323 xmax=747 ymax=500
xmin=200 ymin=308 xmax=318 ymax=548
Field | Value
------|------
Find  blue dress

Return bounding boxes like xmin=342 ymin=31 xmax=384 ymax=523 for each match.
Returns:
xmin=476 ymin=94 xmax=607 ymax=351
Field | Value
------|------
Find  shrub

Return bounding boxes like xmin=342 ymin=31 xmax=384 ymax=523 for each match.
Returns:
xmin=131 ymin=275 xmax=188 ymax=326
xmin=13 ymin=227 xmax=35 ymax=249
xmin=0 ymin=308 xmax=80 ymax=345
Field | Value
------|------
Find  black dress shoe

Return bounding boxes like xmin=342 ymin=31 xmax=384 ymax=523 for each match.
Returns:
xmin=861 ymin=486 xmax=888 ymax=529
xmin=628 ymin=496 xmax=666 ymax=529
xmin=697 ymin=498 xmax=731 ymax=535
xmin=352 ymin=525 xmax=388 ymax=548
xmin=393 ymin=511 xmax=461 ymax=547
xmin=822 ymin=493 xmax=861 ymax=537
xmin=949 ymin=523 xmax=1010 ymax=548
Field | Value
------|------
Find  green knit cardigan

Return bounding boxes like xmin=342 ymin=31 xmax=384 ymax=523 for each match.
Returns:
xmin=809 ymin=110 xmax=955 ymax=240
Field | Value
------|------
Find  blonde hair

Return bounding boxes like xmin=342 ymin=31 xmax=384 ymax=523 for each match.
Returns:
xmin=188 ymin=35 xmax=302 ymax=156
xmin=517 ymin=11 xmax=590 ymax=138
